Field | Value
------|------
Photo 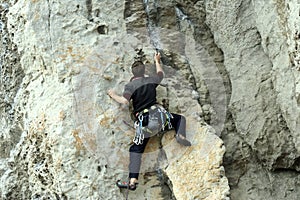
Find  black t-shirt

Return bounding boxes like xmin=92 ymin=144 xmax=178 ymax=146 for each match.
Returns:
xmin=123 ymin=72 xmax=163 ymax=114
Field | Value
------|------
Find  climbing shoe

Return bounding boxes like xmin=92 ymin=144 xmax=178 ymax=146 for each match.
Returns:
xmin=116 ymin=180 xmax=138 ymax=191
xmin=176 ymin=134 xmax=191 ymax=146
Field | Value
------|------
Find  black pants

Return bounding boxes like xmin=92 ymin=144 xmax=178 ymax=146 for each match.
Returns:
xmin=129 ymin=113 xmax=186 ymax=179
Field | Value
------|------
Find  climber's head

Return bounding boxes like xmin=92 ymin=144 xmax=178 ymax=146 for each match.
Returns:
xmin=131 ymin=61 xmax=145 ymax=77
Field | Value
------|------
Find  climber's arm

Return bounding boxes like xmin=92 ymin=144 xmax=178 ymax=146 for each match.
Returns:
xmin=107 ymin=89 xmax=129 ymax=104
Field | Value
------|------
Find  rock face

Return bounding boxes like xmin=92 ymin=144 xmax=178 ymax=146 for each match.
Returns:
xmin=0 ymin=0 xmax=299 ymax=200
xmin=0 ymin=0 xmax=228 ymax=199
xmin=203 ymin=1 xmax=300 ymax=199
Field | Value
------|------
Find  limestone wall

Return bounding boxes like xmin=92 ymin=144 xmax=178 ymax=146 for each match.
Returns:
xmin=1 ymin=0 xmax=300 ymax=199
xmin=0 ymin=0 xmax=229 ymax=199
xmin=204 ymin=0 xmax=300 ymax=199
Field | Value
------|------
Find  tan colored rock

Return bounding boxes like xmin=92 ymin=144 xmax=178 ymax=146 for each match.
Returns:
xmin=164 ymin=121 xmax=229 ymax=200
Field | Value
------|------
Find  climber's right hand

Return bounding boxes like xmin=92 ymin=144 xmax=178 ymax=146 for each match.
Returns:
xmin=154 ymin=52 xmax=161 ymax=63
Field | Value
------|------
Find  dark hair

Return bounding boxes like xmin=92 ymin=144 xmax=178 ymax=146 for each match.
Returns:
xmin=131 ymin=61 xmax=145 ymax=77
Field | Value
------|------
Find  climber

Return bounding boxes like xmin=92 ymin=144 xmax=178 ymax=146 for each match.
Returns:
xmin=107 ymin=51 xmax=191 ymax=191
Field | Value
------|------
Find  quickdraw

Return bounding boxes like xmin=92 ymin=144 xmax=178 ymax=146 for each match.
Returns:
xmin=159 ymin=106 xmax=173 ymax=130
xmin=133 ymin=114 xmax=144 ymax=145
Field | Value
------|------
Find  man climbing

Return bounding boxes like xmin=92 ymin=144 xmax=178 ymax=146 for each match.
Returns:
xmin=107 ymin=51 xmax=191 ymax=191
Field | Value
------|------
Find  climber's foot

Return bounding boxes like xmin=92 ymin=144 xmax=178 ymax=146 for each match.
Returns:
xmin=176 ymin=134 xmax=191 ymax=146
xmin=116 ymin=180 xmax=138 ymax=191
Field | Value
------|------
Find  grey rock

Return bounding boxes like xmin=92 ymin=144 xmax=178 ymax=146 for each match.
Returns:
xmin=1 ymin=0 xmax=300 ymax=199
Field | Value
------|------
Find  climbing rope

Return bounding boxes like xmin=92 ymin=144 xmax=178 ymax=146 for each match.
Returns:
xmin=125 ymin=177 xmax=130 ymax=200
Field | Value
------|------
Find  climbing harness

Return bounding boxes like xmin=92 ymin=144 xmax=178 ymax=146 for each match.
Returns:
xmin=132 ymin=104 xmax=173 ymax=145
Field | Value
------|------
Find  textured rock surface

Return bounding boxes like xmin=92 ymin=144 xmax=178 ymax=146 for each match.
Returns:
xmin=0 ymin=0 xmax=229 ymax=199
xmin=1 ymin=0 xmax=300 ymax=199
xmin=164 ymin=125 xmax=229 ymax=200
xmin=203 ymin=0 xmax=300 ymax=199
